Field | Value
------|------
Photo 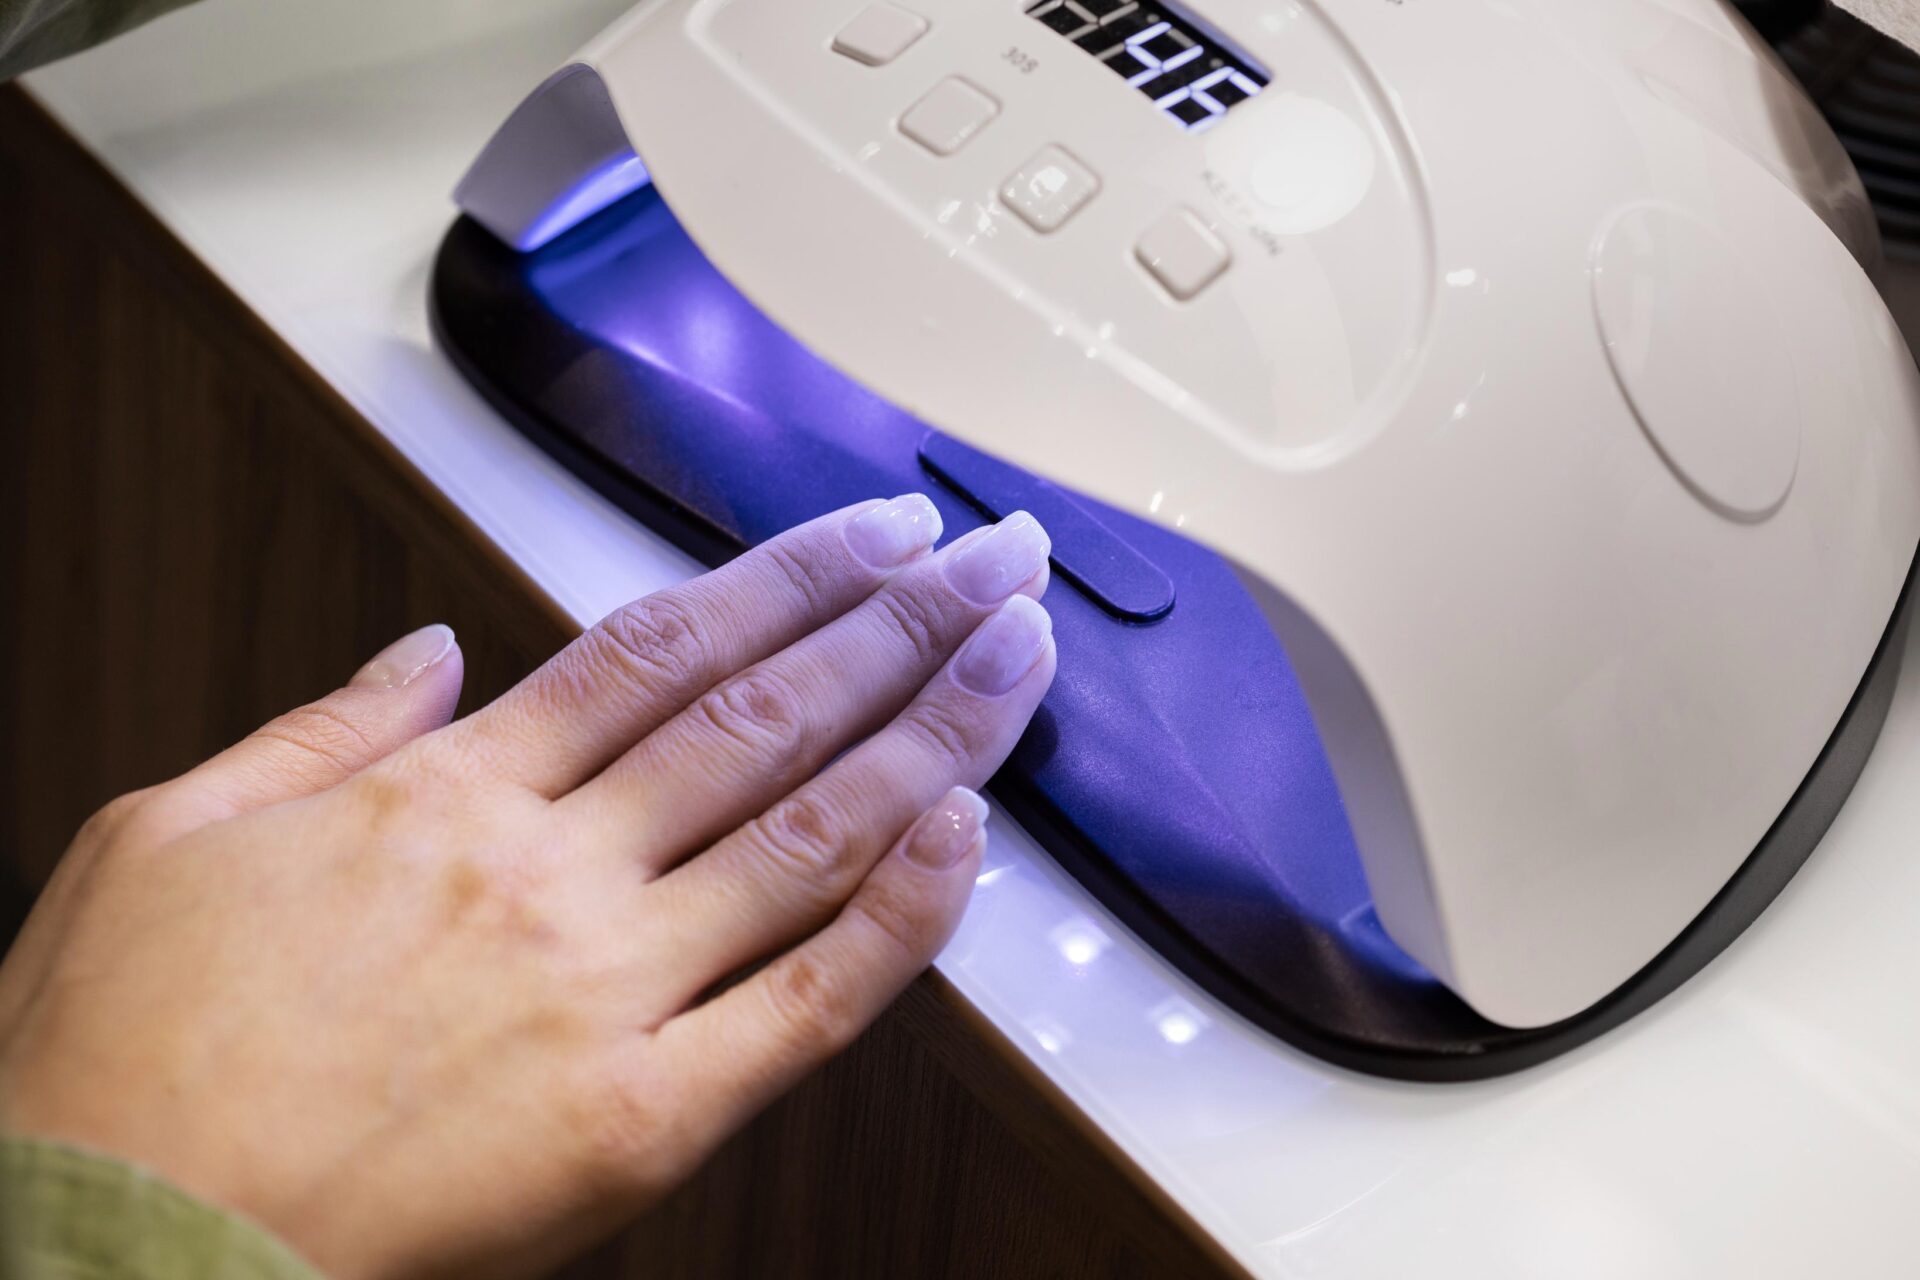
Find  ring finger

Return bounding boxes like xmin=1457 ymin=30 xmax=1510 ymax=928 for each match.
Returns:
xmin=636 ymin=593 xmax=1056 ymax=1014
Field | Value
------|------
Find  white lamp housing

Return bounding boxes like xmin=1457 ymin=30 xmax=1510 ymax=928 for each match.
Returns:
xmin=457 ymin=0 xmax=1920 ymax=1028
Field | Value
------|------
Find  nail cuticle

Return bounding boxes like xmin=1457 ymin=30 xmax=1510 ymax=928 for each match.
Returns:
xmin=905 ymin=787 xmax=990 ymax=869
xmin=953 ymin=596 xmax=1052 ymax=697
xmin=945 ymin=511 xmax=1051 ymax=605
xmin=846 ymin=493 xmax=944 ymax=569
xmin=351 ymin=623 xmax=456 ymax=690
xmin=399 ymin=633 xmax=456 ymax=686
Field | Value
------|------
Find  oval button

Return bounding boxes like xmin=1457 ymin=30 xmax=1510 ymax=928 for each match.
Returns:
xmin=1591 ymin=204 xmax=1799 ymax=520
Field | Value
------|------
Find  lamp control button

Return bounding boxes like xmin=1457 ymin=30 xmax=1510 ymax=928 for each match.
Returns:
xmin=1591 ymin=203 xmax=1798 ymax=519
xmin=1001 ymin=146 xmax=1101 ymax=232
xmin=900 ymin=77 xmax=1000 ymax=155
xmin=832 ymin=4 xmax=929 ymax=66
xmin=1136 ymin=206 xmax=1230 ymax=300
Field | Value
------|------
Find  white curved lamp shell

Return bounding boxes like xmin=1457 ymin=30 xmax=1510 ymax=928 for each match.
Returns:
xmin=458 ymin=0 xmax=1920 ymax=1028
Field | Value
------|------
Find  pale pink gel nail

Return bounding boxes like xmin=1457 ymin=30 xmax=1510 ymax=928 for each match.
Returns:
xmin=350 ymin=624 xmax=456 ymax=690
xmin=905 ymin=786 xmax=991 ymax=869
xmin=945 ymin=511 xmax=1051 ymax=604
xmin=953 ymin=596 xmax=1053 ymax=697
xmin=846 ymin=493 xmax=944 ymax=568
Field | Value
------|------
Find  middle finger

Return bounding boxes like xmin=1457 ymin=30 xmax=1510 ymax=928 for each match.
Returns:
xmin=564 ymin=511 xmax=1051 ymax=871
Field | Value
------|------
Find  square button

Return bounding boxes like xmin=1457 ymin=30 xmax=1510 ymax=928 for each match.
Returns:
xmin=1135 ymin=206 xmax=1231 ymax=300
xmin=1001 ymin=146 xmax=1101 ymax=233
xmin=832 ymin=3 xmax=929 ymax=66
xmin=900 ymin=78 xmax=999 ymax=156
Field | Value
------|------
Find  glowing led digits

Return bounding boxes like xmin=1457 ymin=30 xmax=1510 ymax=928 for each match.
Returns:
xmin=1024 ymin=0 xmax=1268 ymax=131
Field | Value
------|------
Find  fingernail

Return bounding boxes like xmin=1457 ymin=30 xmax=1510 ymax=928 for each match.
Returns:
xmin=846 ymin=494 xmax=943 ymax=569
xmin=904 ymin=786 xmax=990 ymax=869
xmin=351 ymin=624 xmax=456 ymax=690
xmin=952 ymin=596 xmax=1052 ymax=697
xmin=946 ymin=511 xmax=1050 ymax=604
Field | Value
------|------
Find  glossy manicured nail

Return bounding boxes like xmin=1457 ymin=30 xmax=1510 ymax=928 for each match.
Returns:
xmin=904 ymin=786 xmax=990 ymax=869
xmin=946 ymin=511 xmax=1050 ymax=604
xmin=847 ymin=494 xmax=943 ymax=569
xmin=953 ymin=596 xmax=1052 ymax=696
xmin=351 ymin=624 xmax=456 ymax=690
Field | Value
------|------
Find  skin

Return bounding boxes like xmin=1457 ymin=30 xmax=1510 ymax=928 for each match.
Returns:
xmin=0 ymin=496 xmax=1057 ymax=1279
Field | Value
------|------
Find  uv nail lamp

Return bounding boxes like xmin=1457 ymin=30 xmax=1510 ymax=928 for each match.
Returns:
xmin=433 ymin=0 xmax=1920 ymax=1078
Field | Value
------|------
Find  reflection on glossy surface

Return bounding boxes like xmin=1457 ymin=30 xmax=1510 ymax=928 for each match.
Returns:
xmin=1025 ymin=1016 xmax=1073 ymax=1056
xmin=521 ymin=153 xmax=650 ymax=253
xmin=1150 ymin=996 xmax=1211 ymax=1047
xmin=1048 ymin=916 xmax=1114 ymax=968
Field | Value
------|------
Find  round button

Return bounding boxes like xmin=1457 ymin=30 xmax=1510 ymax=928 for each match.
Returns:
xmin=1245 ymin=96 xmax=1376 ymax=236
xmin=1591 ymin=203 xmax=1799 ymax=520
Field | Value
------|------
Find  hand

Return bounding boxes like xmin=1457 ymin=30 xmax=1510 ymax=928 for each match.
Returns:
xmin=0 ymin=497 xmax=1056 ymax=1279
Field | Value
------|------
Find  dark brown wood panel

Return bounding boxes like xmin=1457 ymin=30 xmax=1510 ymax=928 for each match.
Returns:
xmin=0 ymin=85 xmax=1242 ymax=1279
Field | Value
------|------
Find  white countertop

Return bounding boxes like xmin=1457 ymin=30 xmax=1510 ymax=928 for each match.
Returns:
xmin=25 ymin=3 xmax=1920 ymax=1275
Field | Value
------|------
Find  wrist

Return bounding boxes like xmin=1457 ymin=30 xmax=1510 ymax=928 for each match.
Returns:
xmin=0 ymin=1133 xmax=326 ymax=1280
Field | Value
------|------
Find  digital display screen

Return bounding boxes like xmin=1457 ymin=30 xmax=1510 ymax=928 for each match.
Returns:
xmin=1024 ymin=0 xmax=1268 ymax=132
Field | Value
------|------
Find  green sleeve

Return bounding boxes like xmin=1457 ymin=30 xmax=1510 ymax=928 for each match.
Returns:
xmin=0 ymin=0 xmax=200 ymax=81
xmin=0 ymin=1136 xmax=325 ymax=1280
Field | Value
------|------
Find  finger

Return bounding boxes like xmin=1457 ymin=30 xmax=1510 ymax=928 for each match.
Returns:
xmin=154 ymin=624 xmax=465 ymax=837
xmin=0 ymin=625 xmax=461 ymax=1047
xmin=642 ymin=595 xmax=1054 ymax=1010
xmin=567 ymin=511 xmax=1051 ymax=871
xmin=458 ymin=495 xmax=943 ymax=798
xmin=0 ymin=625 xmax=464 ymax=1036
xmin=645 ymin=787 xmax=988 ymax=1147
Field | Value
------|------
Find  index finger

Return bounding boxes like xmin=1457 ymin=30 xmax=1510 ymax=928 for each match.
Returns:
xmin=456 ymin=495 xmax=944 ymax=796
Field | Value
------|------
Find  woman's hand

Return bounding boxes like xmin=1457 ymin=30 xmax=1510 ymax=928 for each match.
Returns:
xmin=0 ymin=496 xmax=1055 ymax=1279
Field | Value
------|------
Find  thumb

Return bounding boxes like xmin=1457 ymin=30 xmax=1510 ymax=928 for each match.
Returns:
xmin=170 ymin=623 xmax=466 ymax=826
